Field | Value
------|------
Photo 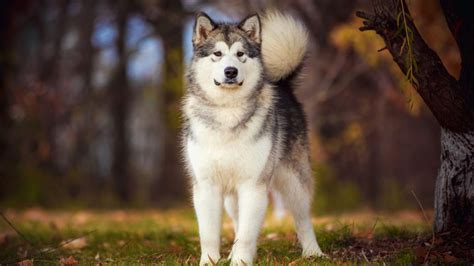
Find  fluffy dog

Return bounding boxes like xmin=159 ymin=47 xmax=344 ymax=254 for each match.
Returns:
xmin=181 ymin=11 xmax=324 ymax=265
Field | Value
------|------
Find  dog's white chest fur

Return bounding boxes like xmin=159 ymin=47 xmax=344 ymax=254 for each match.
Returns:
xmin=185 ymin=95 xmax=273 ymax=190
xmin=187 ymin=131 xmax=271 ymax=189
xmin=184 ymin=85 xmax=275 ymax=190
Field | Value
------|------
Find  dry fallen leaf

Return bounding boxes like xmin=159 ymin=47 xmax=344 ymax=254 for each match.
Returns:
xmin=288 ymin=258 xmax=304 ymax=266
xmin=434 ymin=238 xmax=444 ymax=245
xmin=265 ymin=232 xmax=279 ymax=240
xmin=17 ymin=247 xmax=28 ymax=258
xmin=0 ymin=232 xmax=13 ymax=246
xmin=443 ymin=254 xmax=456 ymax=264
xmin=168 ymin=241 xmax=183 ymax=253
xmin=61 ymin=237 xmax=87 ymax=250
xmin=18 ymin=259 xmax=34 ymax=266
xmin=414 ymin=246 xmax=428 ymax=263
xmin=59 ymin=256 xmax=78 ymax=265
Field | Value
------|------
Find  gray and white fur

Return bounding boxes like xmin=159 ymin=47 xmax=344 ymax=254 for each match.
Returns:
xmin=181 ymin=11 xmax=324 ymax=266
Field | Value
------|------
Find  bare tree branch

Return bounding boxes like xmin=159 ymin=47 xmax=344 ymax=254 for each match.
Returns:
xmin=356 ymin=0 xmax=474 ymax=132
xmin=439 ymin=0 xmax=474 ymax=111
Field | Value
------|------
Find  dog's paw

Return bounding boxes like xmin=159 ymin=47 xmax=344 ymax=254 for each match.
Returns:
xmin=229 ymin=250 xmax=253 ymax=266
xmin=230 ymin=256 xmax=253 ymax=266
xmin=228 ymin=243 xmax=254 ymax=265
xmin=302 ymin=246 xmax=326 ymax=258
xmin=199 ymin=253 xmax=221 ymax=266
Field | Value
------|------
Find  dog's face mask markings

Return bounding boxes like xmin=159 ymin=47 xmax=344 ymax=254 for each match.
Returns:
xmin=191 ymin=13 xmax=263 ymax=104
xmin=210 ymin=41 xmax=247 ymax=87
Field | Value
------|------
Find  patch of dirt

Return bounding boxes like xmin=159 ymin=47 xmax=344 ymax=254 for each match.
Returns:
xmin=329 ymin=229 xmax=474 ymax=264
xmin=416 ymin=228 xmax=474 ymax=264
xmin=329 ymin=236 xmax=420 ymax=263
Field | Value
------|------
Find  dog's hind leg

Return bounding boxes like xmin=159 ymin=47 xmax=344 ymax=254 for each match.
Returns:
xmin=224 ymin=193 xmax=239 ymax=235
xmin=224 ymin=193 xmax=239 ymax=260
xmin=275 ymin=165 xmax=324 ymax=258
xmin=193 ymin=182 xmax=223 ymax=265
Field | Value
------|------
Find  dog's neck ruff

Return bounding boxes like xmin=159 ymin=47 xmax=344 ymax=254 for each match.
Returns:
xmin=184 ymin=82 xmax=273 ymax=136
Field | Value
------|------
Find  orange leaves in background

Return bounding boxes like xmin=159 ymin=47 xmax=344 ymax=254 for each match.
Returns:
xmin=331 ymin=17 xmax=424 ymax=115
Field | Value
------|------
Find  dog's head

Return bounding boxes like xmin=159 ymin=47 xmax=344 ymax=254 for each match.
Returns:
xmin=189 ymin=12 xmax=264 ymax=104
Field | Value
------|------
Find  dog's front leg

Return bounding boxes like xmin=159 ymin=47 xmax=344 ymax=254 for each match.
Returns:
xmin=193 ymin=181 xmax=223 ymax=266
xmin=230 ymin=182 xmax=268 ymax=266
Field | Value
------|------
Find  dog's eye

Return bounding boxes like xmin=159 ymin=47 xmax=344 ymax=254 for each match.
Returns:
xmin=237 ymin=51 xmax=244 ymax=57
xmin=213 ymin=51 xmax=222 ymax=57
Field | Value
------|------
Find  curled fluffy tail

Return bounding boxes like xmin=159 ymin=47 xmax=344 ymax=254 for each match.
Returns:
xmin=261 ymin=11 xmax=309 ymax=82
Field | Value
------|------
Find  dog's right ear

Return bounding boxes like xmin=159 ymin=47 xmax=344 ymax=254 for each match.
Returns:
xmin=193 ymin=12 xmax=216 ymax=46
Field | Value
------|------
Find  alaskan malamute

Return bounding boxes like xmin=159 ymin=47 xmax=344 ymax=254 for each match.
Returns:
xmin=182 ymin=11 xmax=324 ymax=265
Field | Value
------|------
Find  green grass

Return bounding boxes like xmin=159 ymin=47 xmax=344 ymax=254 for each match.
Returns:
xmin=0 ymin=209 xmax=430 ymax=265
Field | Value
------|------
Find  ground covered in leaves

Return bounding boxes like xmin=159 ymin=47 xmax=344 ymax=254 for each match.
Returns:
xmin=0 ymin=208 xmax=471 ymax=265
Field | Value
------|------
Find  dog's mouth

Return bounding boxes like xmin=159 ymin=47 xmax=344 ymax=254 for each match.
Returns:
xmin=214 ymin=79 xmax=243 ymax=87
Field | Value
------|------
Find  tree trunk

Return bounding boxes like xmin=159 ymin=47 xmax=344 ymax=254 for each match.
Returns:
xmin=0 ymin=1 xmax=20 ymax=199
xmin=74 ymin=0 xmax=96 ymax=168
xmin=357 ymin=0 xmax=474 ymax=234
xmin=435 ymin=129 xmax=474 ymax=233
xmin=142 ymin=1 xmax=187 ymax=204
xmin=153 ymin=24 xmax=186 ymax=204
xmin=40 ymin=0 xmax=70 ymax=175
xmin=111 ymin=0 xmax=132 ymax=203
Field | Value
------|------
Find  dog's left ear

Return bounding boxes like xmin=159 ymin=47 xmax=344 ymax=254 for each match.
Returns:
xmin=238 ymin=14 xmax=261 ymax=43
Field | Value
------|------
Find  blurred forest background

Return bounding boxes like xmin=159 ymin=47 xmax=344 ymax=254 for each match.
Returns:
xmin=0 ymin=0 xmax=460 ymax=212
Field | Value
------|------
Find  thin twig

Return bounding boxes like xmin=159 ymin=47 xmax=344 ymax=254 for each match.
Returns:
xmin=0 ymin=211 xmax=34 ymax=247
xmin=411 ymin=190 xmax=435 ymax=264
xmin=398 ymin=0 xmax=418 ymax=85
xmin=410 ymin=190 xmax=433 ymax=236
xmin=117 ymin=237 xmax=133 ymax=252
xmin=366 ymin=217 xmax=379 ymax=237
xmin=361 ymin=249 xmax=370 ymax=263
xmin=207 ymin=254 xmax=217 ymax=265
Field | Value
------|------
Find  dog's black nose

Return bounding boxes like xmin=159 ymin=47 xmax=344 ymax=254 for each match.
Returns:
xmin=224 ymin=67 xmax=238 ymax=79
